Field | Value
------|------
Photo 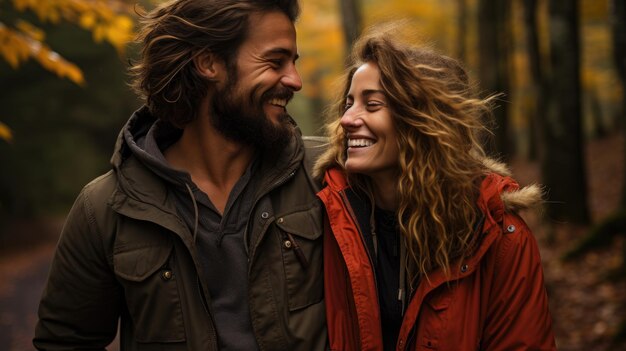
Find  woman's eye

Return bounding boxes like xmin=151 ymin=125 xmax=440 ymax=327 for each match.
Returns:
xmin=343 ymin=103 xmax=353 ymax=111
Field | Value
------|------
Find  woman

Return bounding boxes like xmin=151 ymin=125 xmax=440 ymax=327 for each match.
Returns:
xmin=315 ymin=29 xmax=556 ymax=351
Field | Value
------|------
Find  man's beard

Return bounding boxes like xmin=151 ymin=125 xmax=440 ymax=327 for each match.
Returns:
xmin=210 ymin=78 xmax=295 ymax=155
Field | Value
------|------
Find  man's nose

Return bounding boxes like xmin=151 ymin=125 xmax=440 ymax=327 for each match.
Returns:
xmin=282 ymin=64 xmax=302 ymax=91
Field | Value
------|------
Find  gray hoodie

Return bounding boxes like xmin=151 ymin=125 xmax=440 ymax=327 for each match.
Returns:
xmin=124 ymin=109 xmax=261 ymax=350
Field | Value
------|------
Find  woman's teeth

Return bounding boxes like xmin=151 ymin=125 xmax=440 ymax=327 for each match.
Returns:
xmin=348 ymin=139 xmax=374 ymax=147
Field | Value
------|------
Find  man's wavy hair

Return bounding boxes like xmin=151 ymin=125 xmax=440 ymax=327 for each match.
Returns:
xmin=315 ymin=27 xmax=498 ymax=286
xmin=130 ymin=0 xmax=300 ymax=127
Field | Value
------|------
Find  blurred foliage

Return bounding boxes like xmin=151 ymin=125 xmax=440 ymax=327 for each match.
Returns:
xmin=0 ymin=1 xmax=140 ymax=219
xmin=295 ymin=0 xmax=620 ymax=154
xmin=0 ymin=0 xmax=622 ymax=220
xmin=0 ymin=0 xmax=138 ymax=141
xmin=295 ymin=0 xmax=458 ymax=133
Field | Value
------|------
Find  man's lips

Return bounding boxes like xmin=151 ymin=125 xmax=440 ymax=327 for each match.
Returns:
xmin=268 ymin=98 xmax=288 ymax=108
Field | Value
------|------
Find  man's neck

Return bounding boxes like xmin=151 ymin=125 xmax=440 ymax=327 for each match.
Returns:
xmin=164 ymin=113 xmax=254 ymax=214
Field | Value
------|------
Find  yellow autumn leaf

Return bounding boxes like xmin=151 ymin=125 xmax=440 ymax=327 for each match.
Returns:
xmin=70 ymin=0 xmax=90 ymax=13
xmin=104 ymin=15 xmax=134 ymax=53
xmin=1 ymin=47 xmax=20 ymax=68
xmin=94 ymin=2 xmax=115 ymax=21
xmin=32 ymin=1 xmax=60 ymax=23
xmin=93 ymin=24 xmax=105 ymax=42
xmin=0 ymin=25 xmax=33 ymax=69
xmin=62 ymin=61 xmax=86 ymax=86
xmin=15 ymin=19 xmax=45 ymax=41
xmin=0 ymin=121 xmax=13 ymax=143
xmin=12 ymin=0 xmax=28 ymax=11
xmin=35 ymin=44 xmax=59 ymax=69
xmin=0 ymin=27 xmax=20 ymax=68
xmin=79 ymin=12 xmax=97 ymax=29
xmin=113 ymin=15 xmax=134 ymax=31
xmin=33 ymin=45 xmax=85 ymax=85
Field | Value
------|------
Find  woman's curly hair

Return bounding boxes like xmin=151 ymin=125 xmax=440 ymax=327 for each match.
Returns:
xmin=315 ymin=26 xmax=498 ymax=285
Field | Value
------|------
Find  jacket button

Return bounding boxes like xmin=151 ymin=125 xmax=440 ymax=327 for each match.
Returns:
xmin=261 ymin=212 xmax=269 ymax=219
xmin=284 ymin=240 xmax=292 ymax=249
xmin=461 ymin=264 xmax=468 ymax=273
xmin=277 ymin=217 xmax=284 ymax=224
xmin=162 ymin=270 xmax=173 ymax=280
xmin=398 ymin=338 xmax=403 ymax=348
xmin=506 ymin=224 xmax=516 ymax=233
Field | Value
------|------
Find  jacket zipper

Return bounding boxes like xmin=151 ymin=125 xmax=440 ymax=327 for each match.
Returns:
xmin=339 ymin=191 xmax=379 ymax=286
xmin=338 ymin=191 xmax=383 ymax=329
xmin=240 ymin=166 xmax=298 ymax=345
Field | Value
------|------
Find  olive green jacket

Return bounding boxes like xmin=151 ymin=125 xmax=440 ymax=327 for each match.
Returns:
xmin=34 ymin=114 xmax=327 ymax=350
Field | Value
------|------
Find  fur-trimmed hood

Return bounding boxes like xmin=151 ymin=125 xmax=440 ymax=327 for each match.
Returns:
xmin=316 ymin=155 xmax=543 ymax=213
xmin=481 ymin=157 xmax=543 ymax=212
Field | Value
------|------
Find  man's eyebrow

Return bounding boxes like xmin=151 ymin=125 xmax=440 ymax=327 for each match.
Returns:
xmin=264 ymin=48 xmax=299 ymax=61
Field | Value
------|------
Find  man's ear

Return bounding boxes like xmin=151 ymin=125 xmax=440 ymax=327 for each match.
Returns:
xmin=193 ymin=51 xmax=223 ymax=81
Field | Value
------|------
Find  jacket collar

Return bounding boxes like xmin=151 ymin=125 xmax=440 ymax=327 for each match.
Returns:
xmin=321 ymin=169 xmax=532 ymax=282
xmin=107 ymin=106 xmax=305 ymax=241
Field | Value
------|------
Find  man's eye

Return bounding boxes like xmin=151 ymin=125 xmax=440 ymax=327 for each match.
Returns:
xmin=269 ymin=59 xmax=283 ymax=67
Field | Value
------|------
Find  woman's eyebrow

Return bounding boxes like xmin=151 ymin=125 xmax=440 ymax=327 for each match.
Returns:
xmin=345 ymin=89 xmax=385 ymax=100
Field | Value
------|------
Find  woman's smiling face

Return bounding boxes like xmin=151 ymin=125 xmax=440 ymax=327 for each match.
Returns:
xmin=340 ymin=62 xmax=400 ymax=180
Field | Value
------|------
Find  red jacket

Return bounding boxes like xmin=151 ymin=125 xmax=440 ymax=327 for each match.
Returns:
xmin=319 ymin=168 xmax=556 ymax=351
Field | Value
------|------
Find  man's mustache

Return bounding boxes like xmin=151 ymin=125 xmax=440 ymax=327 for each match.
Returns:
xmin=261 ymin=87 xmax=294 ymax=104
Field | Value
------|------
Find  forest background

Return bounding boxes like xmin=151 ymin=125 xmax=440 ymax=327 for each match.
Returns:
xmin=0 ymin=0 xmax=625 ymax=350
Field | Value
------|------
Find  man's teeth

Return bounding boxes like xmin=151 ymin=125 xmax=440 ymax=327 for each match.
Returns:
xmin=348 ymin=139 xmax=374 ymax=147
xmin=269 ymin=98 xmax=287 ymax=107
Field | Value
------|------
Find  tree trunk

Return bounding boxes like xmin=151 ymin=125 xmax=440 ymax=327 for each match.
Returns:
xmin=562 ymin=5 xmax=626 ymax=342
xmin=542 ymin=0 xmax=589 ymax=223
xmin=610 ymin=0 xmax=626 ymax=207
xmin=457 ymin=0 xmax=468 ymax=62
xmin=522 ymin=0 xmax=546 ymax=161
xmin=478 ymin=0 xmax=512 ymax=159
xmin=338 ymin=0 xmax=362 ymax=57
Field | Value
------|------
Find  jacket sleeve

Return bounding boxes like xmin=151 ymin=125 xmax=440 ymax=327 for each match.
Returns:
xmin=481 ymin=213 xmax=557 ymax=350
xmin=34 ymin=185 xmax=122 ymax=350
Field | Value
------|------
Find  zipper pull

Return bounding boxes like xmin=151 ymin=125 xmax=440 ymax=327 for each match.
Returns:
xmin=398 ymin=288 xmax=406 ymax=315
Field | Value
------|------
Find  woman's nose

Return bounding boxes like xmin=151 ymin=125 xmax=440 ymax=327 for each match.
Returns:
xmin=340 ymin=108 xmax=362 ymax=129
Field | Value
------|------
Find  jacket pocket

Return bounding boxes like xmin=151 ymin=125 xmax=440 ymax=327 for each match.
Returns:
xmin=418 ymin=286 xmax=455 ymax=350
xmin=275 ymin=207 xmax=324 ymax=311
xmin=113 ymin=230 xmax=186 ymax=343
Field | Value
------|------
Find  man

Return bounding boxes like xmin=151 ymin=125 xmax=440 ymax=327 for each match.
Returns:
xmin=33 ymin=0 xmax=327 ymax=349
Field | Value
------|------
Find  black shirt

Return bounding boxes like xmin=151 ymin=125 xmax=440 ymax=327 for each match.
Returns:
xmin=374 ymin=206 xmax=404 ymax=351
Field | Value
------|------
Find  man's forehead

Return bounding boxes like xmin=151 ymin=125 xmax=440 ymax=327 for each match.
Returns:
xmin=246 ymin=12 xmax=296 ymax=38
xmin=243 ymin=11 xmax=298 ymax=57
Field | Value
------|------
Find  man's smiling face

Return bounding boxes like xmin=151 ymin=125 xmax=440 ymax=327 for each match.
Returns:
xmin=210 ymin=10 xmax=302 ymax=151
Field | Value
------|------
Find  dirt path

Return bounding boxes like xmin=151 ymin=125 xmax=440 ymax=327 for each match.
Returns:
xmin=0 ymin=243 xmax=56 ymax=351
xmin=511 ymin=132 xmax=626 ymax=351
xmin=0 ymin=218 xmax=120 ymax=351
